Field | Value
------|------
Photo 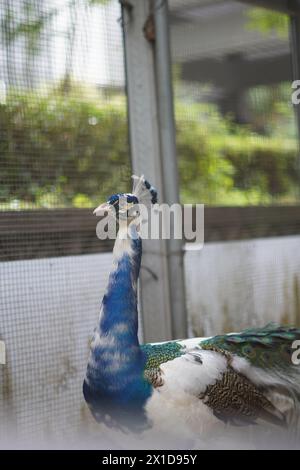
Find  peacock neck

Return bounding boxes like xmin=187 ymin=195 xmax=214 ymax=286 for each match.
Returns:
xmin=85 ymin=223 xmax=148 ymax=401
xmin=99 ymin=223 xmax=142 ymax=346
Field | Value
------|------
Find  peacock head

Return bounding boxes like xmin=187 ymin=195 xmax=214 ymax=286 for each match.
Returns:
xmin=93 ymin=175 xmax=158 ymax=225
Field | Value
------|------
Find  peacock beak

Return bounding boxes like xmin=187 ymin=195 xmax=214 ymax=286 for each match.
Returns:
xmin=93 ymin=203 xmax=111 ymax=216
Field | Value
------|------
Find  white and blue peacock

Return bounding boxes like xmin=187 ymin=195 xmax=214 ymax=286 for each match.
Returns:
xmin=83 ymin=175 xmax=300 ymax=435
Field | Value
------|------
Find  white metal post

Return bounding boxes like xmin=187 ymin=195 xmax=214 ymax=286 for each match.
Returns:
xmin=121 ymin=0 xmax=172 ymax=342
xmin=121 ymin=0 xmax=187 ymax=342
xmin=153 ymin=0 xmax=187 ymax=339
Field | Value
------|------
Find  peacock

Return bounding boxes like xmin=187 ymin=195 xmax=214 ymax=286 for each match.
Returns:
xmin=83 ymin=175 xmax=300 ymax=441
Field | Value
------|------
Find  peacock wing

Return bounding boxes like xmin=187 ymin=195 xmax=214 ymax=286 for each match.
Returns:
xmin=198 ymin=324 xmax=300 ymax=426
xmin=199 ymin=364 xmax=286 ymax=427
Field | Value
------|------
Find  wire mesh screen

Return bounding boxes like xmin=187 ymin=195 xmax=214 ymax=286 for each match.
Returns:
xmin=0 ymin=0 xmax=129 ymax=444
xmin=0 ymin=0 xmax=300 ymax=448
xmin=169 ymin=0 xmax=299 ymax=205
xmin=169 ymin=1 xmax=300 ymax=336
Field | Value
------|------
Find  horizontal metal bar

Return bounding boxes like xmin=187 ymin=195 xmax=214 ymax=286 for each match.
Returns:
xmin=1 ymin=206 xmax=300 ymax=261
xmin=238 ymin=0 xmax=300 ymax=15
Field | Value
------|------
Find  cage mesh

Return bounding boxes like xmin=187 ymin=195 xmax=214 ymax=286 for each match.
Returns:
xmin=169 ymin=1 xmax=300 ymax=339
xmin=0 ymin=0 xmax=129 ymax=444
xmin=169 ymin=0 xmax=299 ymax=205
xmin=0 ymin=0 xmax=300 ymax=448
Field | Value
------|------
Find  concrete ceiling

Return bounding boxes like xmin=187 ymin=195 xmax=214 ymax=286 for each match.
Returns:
xmin=169 ymin=0 xmax=290 ymax=62
xmin=170 ymin=0 xmax=243 ymax=22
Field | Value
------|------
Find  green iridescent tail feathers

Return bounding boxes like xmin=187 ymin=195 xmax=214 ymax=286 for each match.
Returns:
xmin=200 ymin=323 xmax=300 ymax=370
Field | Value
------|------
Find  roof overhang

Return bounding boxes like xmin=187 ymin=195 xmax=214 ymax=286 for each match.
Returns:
xmin=238 ymin=0 xmax=300 ymax=16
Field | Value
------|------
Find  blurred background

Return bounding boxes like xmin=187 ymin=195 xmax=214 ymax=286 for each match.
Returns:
xmin=1 ymin=1 xmax=298 ymax=211
xmin=0 ymin=0 xmax=300 ymax=445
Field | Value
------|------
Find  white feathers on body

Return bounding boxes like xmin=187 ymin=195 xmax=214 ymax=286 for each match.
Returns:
xmin=146 ymin=349 xmax=227 ymax=439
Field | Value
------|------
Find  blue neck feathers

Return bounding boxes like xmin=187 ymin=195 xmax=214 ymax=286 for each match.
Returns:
xmin=84 ymin=224 xmax=151 ymax=410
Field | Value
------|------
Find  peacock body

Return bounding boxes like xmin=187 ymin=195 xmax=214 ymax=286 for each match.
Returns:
xmin=83 ymin=176 xmax=300 ymax=441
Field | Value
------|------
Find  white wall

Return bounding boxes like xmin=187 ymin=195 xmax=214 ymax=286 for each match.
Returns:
xmin=0 ymin=253 xmax=113 ymax=444
xmin=185 ymin=236 xmax=300 ymax=337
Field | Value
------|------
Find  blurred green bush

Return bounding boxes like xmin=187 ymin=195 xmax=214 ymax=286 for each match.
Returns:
xmin=177 ymin=100 xmax=298 ymax=205
xmin=0 ymin=86 xmax=131 ymax=209
xmin=0 ymin=85 xmax=298 ymax=208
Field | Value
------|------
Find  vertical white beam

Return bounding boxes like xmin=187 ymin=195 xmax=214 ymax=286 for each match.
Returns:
xmin=153 ymin=0 xmax=187 ymax=339
xmin=0 ymin=341 xmax=5 ymax=365
xmin=121 ymin=0 xmax=173 ymax=342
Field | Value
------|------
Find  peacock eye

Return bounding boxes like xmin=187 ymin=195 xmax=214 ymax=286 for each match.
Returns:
xmin=127 ymin=204 xmax=139 ymax=218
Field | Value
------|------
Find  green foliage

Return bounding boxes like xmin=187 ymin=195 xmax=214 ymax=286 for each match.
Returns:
xmin=247 ymin=7 xmax=289 ymax=38
xmin=246 ymin=83 xmax=297 ymax=139
xmin=0 ymin=84 xmax=298 ymax=209
xmin=0 ymin=85 xmax=131 ymax=209
xmin=176 ymin=101 xmax=298 ymax=205
xmin=0 ymin=2 xmax=296 ymax=209
xmin=176 ymin=103 xmax=234 ymax=205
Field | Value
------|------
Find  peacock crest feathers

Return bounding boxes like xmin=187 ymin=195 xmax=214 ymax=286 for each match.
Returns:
xmin=132 ymin=175 xmax=158 ymax=206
